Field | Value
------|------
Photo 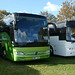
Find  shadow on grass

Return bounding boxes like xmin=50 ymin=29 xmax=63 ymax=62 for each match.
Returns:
xmin=1 ymin=55 xmax=75 ymax=66
xmin=20 ymin=56 xmax=75 ymax=65
xmin=0 ymin=57 xmax=40 ymax=75
xmin=1 ymin=55 xmax=75 ymax=75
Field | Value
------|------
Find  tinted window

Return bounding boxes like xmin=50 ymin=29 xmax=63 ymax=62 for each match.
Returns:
xmin=58 ymin=28 xmax=66 ymax=40
xmin=14 ymin=15 xmax=48 ymax=46
xmin=71 ymin=27 xmax=75 ymax=41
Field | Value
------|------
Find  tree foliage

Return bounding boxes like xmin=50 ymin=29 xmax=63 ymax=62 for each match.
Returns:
xmin=0 ymin=10 xmax=10 ymax=19
xmin=72 ymin=4 xmax=75 ymax=20
xmin=57 ymin=0 xmax=75 ymax=21
xmin=40 ymin=11 xmax=57 ymax=23
xmin=0 ymin=10 xmax=10 ymax=27
xmin=0 ymin=20 xmax=6 ymax=27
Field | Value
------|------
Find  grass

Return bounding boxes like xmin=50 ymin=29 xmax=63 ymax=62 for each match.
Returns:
xmin=0 ymin=56 xmax=75 ymax=75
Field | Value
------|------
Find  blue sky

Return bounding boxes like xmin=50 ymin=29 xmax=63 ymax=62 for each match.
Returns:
xmin=0 ymin=0 xmax=75 ymax=17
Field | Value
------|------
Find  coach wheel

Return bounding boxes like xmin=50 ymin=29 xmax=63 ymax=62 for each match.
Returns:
xmin=50 ymin=47 xmax=53 ymax=56
xmin=2 ymin=47 xmax=6 ymax=59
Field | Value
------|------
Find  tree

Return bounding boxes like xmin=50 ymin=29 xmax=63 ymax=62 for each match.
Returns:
xmin=40 ymin=11 xmax=57 ymax=23
xmin=0 ymin=20 xmax=6 ymax=27
xmin=0 ymin=10 xmax=10 ymax=19
xmin=57 ymin=0 xmax=75 ymax=21
xmin=72 ymin=4 xmax=75 ymax=20
xmin=0 ymin=10 xmax=10 ymax=27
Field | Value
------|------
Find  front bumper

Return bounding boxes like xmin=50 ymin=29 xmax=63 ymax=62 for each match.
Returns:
xmin=14 ymin=54 xmax=50 ymax=61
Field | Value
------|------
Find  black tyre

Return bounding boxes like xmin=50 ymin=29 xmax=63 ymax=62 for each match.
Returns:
xmin=50 ymin=46 xmax=53 ymax=56
xmin=2 ymin=47 xmax=6 ymax=59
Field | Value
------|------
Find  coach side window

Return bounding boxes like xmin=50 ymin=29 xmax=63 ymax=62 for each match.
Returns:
xmin=66 ymin=27 xmax=71 ymax=41
xmin=59 ymin=28 xmax=66 ymax=40
xmin=48 ymin=25 xmax=56 ymax=36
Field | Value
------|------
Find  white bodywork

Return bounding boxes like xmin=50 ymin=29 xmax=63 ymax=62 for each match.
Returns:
xmin=50 ymin=36 xmax=75 ymax=56
xmin=2 ymin=14 xmax=15 ymax=25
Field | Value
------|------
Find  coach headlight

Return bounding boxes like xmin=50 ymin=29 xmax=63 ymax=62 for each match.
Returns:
xmin=46 ymin=50 xmax=50 ymax=53
xmin=15 ymin=52 xmax=24 ymax=55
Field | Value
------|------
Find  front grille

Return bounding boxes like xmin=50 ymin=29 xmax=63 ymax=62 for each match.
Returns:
xmin=25 ymin=51 xmax=45 ymax=55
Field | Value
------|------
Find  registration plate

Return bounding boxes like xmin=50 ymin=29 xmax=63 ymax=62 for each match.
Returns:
xmin=32 ymin=57 xmax=40 ymax=59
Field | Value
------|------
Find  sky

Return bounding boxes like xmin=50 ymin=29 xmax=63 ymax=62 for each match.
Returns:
xmin=0 ymin=0 xmax=75 ymax=17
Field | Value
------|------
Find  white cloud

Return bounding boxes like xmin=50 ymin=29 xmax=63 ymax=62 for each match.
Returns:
xmin=44 ymin=2 xmax=61 ymax=12
xmin=17 ymin=10 xmax=27 ymax=13
xmin=15 ymin=10 xmax=28 ymax=13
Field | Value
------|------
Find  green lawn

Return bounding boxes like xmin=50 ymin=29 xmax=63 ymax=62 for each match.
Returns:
xmin=0 ymin=56 xmax=75 ymax=75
